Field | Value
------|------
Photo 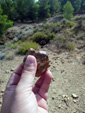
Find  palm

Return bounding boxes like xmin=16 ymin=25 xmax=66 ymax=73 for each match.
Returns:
xmin=1 ymin=62 xmax=52 ymax=113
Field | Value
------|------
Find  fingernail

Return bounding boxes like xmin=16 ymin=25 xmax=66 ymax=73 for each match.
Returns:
xmin=25 ymin=55 xmax=35 ymax=65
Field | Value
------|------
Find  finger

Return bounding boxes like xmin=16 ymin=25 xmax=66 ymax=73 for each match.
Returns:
xmin=32 ymin=71 xmax=47 ymax=94
xmin=17 ymin=55 xmax=37 ymax=90
xmin=39 ymin=70 xmax=52 ymax=100
xmin=6 ymin=63 xmax=24 ymax=91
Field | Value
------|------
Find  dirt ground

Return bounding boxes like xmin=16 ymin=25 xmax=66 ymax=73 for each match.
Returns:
xmin=0 ymin=46 xmax=85 ymax=113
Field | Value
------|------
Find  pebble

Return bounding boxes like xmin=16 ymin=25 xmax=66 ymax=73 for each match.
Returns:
xmin=62 ymin=95 xmax=68 ymax=98
xmin=61 ymin=59 xmax=64 ymax=64
xmin=11 ymin=68 xmax=15 ymax=71
xmin=52 ymin=96 xmax=55 ymax=100
xmin=1 ymin=90 xmax=4 ymax=93
xmin=71 ymin=93 xmax=78 ymax=99
xmin=52 ymin=77 xmax=55 ymax=81
xmin=61 ymin=70 xmax=65 ymax=73
xmin=58 ymin=104 xmax=62 ymax=109
xmin=5 ymin=70 xmax=10 ymax=73
xmin=82 ymin=60 xmax=85 ymax=65
xmin=73 ymin=100 xmax=77 ymax=103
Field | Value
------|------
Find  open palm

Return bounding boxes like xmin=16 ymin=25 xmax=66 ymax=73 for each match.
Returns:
xmin=1 ymin=56 xmax=52 ymax=113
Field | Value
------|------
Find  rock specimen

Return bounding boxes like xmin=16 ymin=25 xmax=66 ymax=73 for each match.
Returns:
xmin=23 ymin=48 xmax=50 ymax=77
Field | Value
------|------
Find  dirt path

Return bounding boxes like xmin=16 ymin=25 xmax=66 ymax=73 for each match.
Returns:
xmin=0 ymin=47 xmax=85 ymax=113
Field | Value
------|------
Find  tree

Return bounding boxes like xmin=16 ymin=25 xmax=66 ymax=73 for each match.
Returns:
xmin=12 ymin=0 xmax=38 ymax=21
xmin=49 ymin=0 xmax=61 ymax=15
xmin=81 ymin=0 xmax=85 ymax=12
xmin=0 ymin=5 xmax=13 ymax=38
xmin=71 ymin=0 xmax=81 ymax=12
xmin=38 ymin=0 xmax=51 ymax=19
xmin=58 ymin=0 xmax=67 ymax=11
xmin=0 ymin=0 xmax=14 ymax=19
xmin=26 ymin=0 xmax=39 ymax=21
xmin=63 ymin=1 xmax=74 ymax=20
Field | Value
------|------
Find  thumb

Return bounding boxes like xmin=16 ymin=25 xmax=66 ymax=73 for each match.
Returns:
xmin=17 ymin=55 xmax=37 ymax=90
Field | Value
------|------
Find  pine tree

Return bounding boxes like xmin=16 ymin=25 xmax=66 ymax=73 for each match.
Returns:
xmin=49 ymin=0 xmax=61 ymax=15
xmin=73 ymin=0 xmax=81 ymax=12
xmin=63 ymin=1 xmax=74 ymax=20
xmin=38 ymin=0 xmax=51 ymax=19
xmin=81 ymin=0 xmax=85 ymax=12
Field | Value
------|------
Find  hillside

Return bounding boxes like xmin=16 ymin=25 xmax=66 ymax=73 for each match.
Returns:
xmin=0 ymin=15 xmax=85 ymax=113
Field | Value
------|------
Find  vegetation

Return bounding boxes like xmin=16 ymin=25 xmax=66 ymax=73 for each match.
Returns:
xmin=63 ymin=1 xmax=74 ymax=20
xmin=17 ymin=41 xmax=39 ymax=55
xmin=32 ymin=32 xmax=56 ymax=44
xmin=0 ymin=5 xmax=13 ymax=38
xmin=0 ymin=0 xmax=83 ymax=52
xmin=54 ymin=35 xmax=75 ymax=51
xmin=0 ymin=0 xmax=84 ymax=22
xmin=66 ymin=42 xmax=75 ymax=51
xmin=32 ymin=32 xmax=47 ymax=43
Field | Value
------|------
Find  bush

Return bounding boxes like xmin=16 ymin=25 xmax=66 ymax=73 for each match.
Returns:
xmin=32 ymin=32 xmax=47 ymax=43
xmin=17 ymin=41 xmax=39 ymax=55
xmin=61 ymin=19 xmax=75 ymax=28
xmin=73 ymin=15 xmax=85 ymax=21
xmin=67 ymin=21 xmax=75 ymax=27
xmin=66 ymin=42 xmax=75 ymax=51
xmin=72 ymin=20 xmax=85 ymax=34
xmin=47 ymin=33 xmax=55 ymax=40
xmin=56 ymin=22 xmax=61 ymax=28
xmin=32 ymin=32 xmax=56 ymax=44
xmin=54 ymin=35 xmax=75 ymax=51
xmin=53 ymin=35 xmax=58 ymax=41
xmin=9 ymin=40 xmax=22 ymax=48
xmin=43 ymin=22 xmax=61 ymax=33
xmin=56 ymin=35 xmax=66 ymax=47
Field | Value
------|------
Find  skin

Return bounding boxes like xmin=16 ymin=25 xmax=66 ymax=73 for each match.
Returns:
xmin=1 ymin=55 xmax=52 ymax=113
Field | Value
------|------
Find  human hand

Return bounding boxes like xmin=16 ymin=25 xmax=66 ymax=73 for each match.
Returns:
xmin=1 ymin=55 xmax=52 ymax=113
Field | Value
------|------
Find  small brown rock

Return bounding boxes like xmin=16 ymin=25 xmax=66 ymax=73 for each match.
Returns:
xmin=23 ymin=48 xmax=50 ymax=77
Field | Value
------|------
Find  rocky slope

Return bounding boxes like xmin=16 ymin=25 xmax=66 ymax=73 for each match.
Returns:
xmin=0 ymin=44 xmax=85 ymax=113
xmin=0 ymin=15 xmax=85 ymax=113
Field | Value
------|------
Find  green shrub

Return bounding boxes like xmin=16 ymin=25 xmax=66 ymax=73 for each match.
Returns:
xmin=73 ymin=15 xmax=85 ymax=21
xmin=32 ymin=32 xmax=56 ymax=44
xmin=32 ymin=32 xmax=47 ymax=43
xmin=47 ymin=33 xmax=55 ymax=40
xmin=17 ymin=41 xmax=39 ymax=55
xmin=67 ymin=21 xmax=75 ymax=27
xmin=56 ymin=36 xmax=66 ymax=47
xmin=43 ymin=22 xmax=61 ymax=33
xmin=56 ymin=22 xmax=61 ymax=28
xmin=72 ymin=20 xmax=85 ymax=34
xmin=43 ymin=23 xmax=54 ymax=30
xmin=53 ymin=35 xmax=58 ymax=41
xmin=9 ymin=40 xmax=22 ymax=48
xmin=61 ymin=19 xmax=75 ymax=28
xmin=56 ymin=36 xmax=75 ymax=50
xmin=66 ymin=42 xmax=75 ymax=51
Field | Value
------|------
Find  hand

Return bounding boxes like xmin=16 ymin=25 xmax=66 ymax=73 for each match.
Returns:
xmin=1 ymin=55 xmax=52 ymax=113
